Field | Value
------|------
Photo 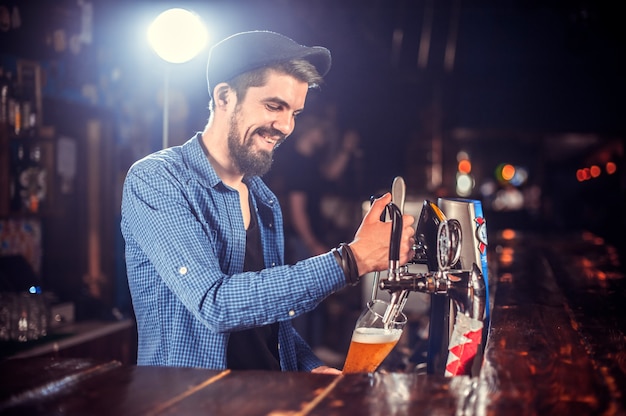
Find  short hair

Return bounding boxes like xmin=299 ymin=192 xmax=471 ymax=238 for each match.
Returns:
xmin=208 ymin=59 xmax=323 ymax=112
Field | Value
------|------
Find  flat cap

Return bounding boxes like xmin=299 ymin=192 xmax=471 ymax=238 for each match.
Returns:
xmin=206 ymin=30 xmax=332 ymax=97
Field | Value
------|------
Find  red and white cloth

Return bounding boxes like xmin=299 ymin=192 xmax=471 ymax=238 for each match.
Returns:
xmin=445 ymin=313 xmax=484 ymax=377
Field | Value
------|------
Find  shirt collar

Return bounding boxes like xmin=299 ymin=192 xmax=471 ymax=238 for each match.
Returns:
xmin=182 ymin=132 xmax=222 ymax=189
xmin=181 ymin=133 xmax=276 ymax=209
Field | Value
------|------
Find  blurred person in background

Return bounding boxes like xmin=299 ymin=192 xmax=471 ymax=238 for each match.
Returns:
xmin=268 ymin=114 xmax=361 ymax=355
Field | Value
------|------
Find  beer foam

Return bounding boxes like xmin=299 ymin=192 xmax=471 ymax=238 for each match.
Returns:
xmin=351 ymin=327 xmax=402 ymax=344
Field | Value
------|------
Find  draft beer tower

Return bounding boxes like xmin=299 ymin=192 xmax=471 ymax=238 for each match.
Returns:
xmin=436 ymin=197 xmax=489 ymax=376
xmin=374 ymin=177 xmax=490 ymax=376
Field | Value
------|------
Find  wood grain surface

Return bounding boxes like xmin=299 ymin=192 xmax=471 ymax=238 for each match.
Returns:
xmin=1 ymin=231 xmax=624 ymax=415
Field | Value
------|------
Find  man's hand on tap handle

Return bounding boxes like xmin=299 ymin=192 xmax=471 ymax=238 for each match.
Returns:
xmin=348 ymin=193 xmax=416 ymax=276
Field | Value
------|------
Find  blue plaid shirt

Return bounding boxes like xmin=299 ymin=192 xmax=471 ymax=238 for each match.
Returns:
xmin=121 ymin=133 xmax=346 ymax=370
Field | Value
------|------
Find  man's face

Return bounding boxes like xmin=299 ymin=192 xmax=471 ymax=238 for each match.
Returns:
xmin=227 ymin=71 xmax=309 ymax=176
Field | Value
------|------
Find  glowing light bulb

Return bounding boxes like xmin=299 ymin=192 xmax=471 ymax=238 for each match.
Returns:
xmin=148 ymin=9 xmax=208 ymax=64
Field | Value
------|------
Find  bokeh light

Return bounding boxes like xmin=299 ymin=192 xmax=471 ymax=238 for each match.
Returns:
xmin=501 ymin=164 xmax=515 ymax=181
xmin=456 ymin=173 xmax=474 ymax=196
xmin=147 ymin=8 xmax=208 ymax=64
xmin=458 ymin=159 xmax=472 ymax=174
xmin=590 ymin=165 xmax=601 ymax=178
xmin=606 ymin=162 xmax=617 ymax=175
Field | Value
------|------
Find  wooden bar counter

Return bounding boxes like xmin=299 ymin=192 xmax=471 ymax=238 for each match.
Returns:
xmin=1 ymin=231 xmax=624 ymax=415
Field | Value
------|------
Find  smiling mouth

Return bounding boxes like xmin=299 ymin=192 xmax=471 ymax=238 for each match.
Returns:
xmin=255 ymin=129 xmax=285 ymax=149
xmin=262 ymin=135 xmax=278 ymax=146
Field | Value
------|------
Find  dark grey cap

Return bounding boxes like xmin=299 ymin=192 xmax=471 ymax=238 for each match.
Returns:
xmin=206 ymin=30 xmax=332 ymax=97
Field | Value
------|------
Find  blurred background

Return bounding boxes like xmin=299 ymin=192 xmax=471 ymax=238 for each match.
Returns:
xmin=0 ymin=0 xmax=623 ymax=365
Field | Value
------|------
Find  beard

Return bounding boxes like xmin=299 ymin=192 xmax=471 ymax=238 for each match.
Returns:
xmin=227 ymin=112 xmax=286 ymax=177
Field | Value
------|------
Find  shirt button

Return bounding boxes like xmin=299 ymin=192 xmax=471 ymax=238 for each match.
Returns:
xmin=288 ymin=310 xmax=295 ymax=317
xmin=271 ymin=262 xmax=276 ymax=267
xmin=268 ymin=223 xmax=273 ymax=228
xmin=178 ymin=266 xmax=188 ymax=275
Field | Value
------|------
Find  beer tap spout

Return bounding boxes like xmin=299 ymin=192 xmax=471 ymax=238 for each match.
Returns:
xmin=386 ymin=202 xmax=403 ymax=281
xmin=445 ymin=263 xmax=486 ymax=320
xmin=379 ymin=270 xmax=442 ymax=294
xmin=379 ymin=263 xmax=486 ymax=321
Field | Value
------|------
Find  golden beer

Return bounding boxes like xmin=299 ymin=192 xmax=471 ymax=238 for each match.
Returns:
xmin=343 ymin=327 xmax=403 ymax=373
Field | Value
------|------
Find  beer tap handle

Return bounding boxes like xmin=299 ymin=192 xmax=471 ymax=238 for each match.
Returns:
xmin=381 ymin=198 xmax=405 ymax=327
xmin=389 ymin=176 xmax=406 ymax=269
xmin=391 ymin=176 xmax=406 ymax=215
xmin=387 ymin=202 xmax=403 ymax=270
xmin=370 ymin=176 xmax=405 ymax=302
xmin=369 ymin=193 xmax=386 ymax=302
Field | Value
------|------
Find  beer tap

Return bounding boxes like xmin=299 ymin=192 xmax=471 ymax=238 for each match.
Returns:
xmin=380 ymin=262 xmax=485 ymax=321
xmin=379 ymin=212 xmax=486 ymax=320
xmin=378 ymin=192 xmax=488 ymax=376
xmin=371 ymin=176 xmax=406 ymax=303
xmin=381 ymin=200 xmax=408 ymax=327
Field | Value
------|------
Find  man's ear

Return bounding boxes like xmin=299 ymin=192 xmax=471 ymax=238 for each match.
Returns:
xmin=213 ymin=83 xmax=233 ymax=110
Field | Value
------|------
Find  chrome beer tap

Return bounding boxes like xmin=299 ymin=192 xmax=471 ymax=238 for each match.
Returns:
xmin=380 ymin=200 xmax=409 ymax=326
xmin=378 ymin=193 xmax=488 ymax=375
xmin=380 ymin=262 xmax=486 ymax=321
xmin=371 ymin=176 xmax=406 ymax=303
xmin=379 ymin=212 xmax=486 ymax=319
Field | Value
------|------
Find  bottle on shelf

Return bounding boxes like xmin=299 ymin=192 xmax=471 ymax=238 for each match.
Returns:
xmin=25 ymin=143 xmax=46 ymax=213
xmin=0 ymin=66 xmax=10 ymax=125
xmin=1 ymin=69 xmax=18 ymax=134
xmin=9 ymin=137 xmax=46 ymax=214
xmin=6 ymin=71 xmax=19 ymax=137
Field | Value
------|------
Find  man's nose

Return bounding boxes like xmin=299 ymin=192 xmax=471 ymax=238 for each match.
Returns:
xmin=273 ymin=113 xmax=295 ymax=136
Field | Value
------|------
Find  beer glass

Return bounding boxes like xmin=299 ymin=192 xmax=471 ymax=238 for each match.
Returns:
xmin=342 ymin=299 xmax=407 ymax=374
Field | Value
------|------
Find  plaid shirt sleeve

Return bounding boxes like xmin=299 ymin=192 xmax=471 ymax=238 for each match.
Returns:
xmin=121 ymin=136 xmax=346 ymax=370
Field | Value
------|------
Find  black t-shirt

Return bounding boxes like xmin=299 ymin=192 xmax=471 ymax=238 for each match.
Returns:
xmin=226 ymin=194 xmax=281 ymax=371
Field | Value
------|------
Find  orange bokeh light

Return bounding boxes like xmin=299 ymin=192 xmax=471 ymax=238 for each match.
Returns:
xmin=501 ymin=164 xmax=515 ymax=181
xmin=499 ymin=247 xmax=514 ymax=266
xmin=501 ymin=229 xmax=516 ymax=240
xmin=458 ymin=159 xmax=472 ymax=174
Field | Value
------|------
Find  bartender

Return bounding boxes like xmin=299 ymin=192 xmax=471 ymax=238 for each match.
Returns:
xmin=120 ymin=30 xmax=415 ymax=373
